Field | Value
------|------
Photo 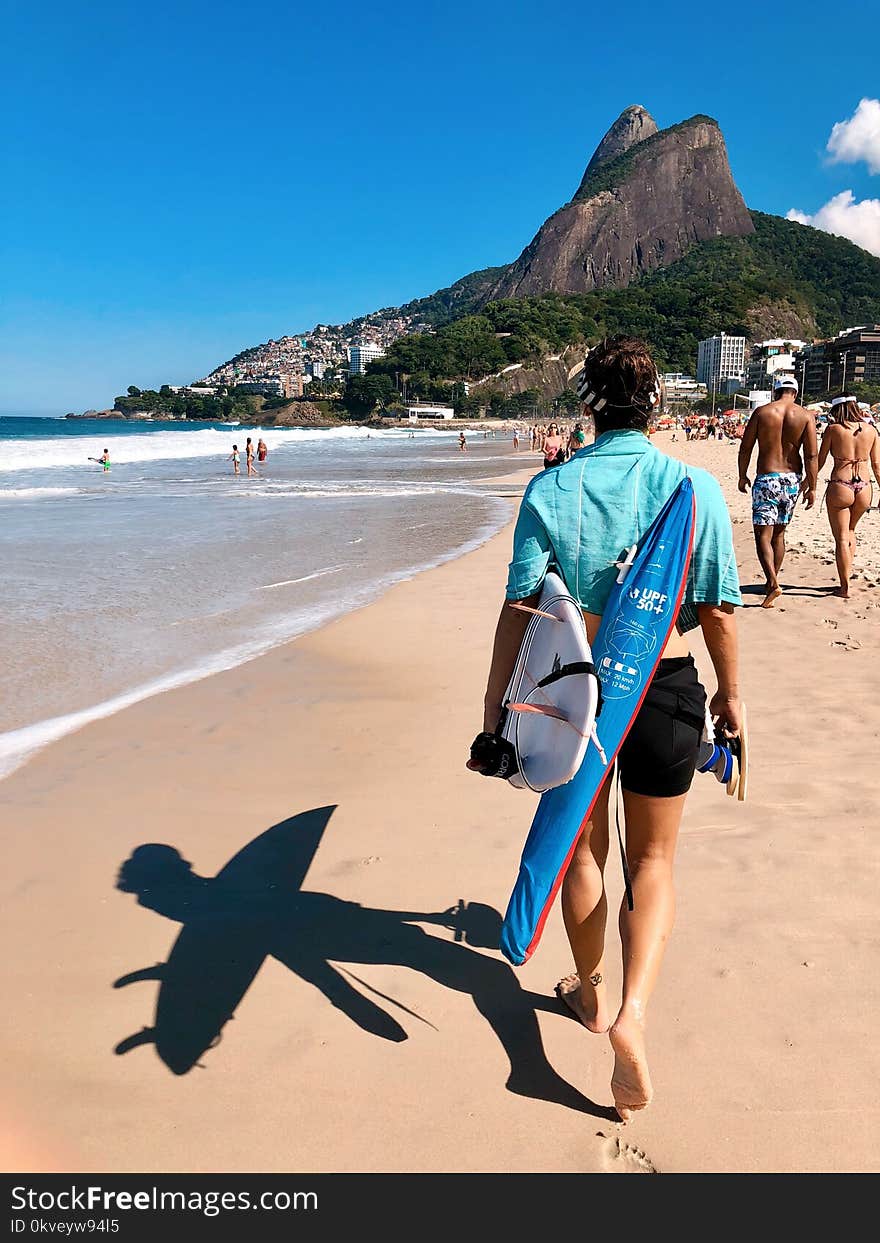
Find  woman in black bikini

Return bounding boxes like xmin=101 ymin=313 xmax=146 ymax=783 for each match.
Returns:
xmin=818 ymin=395 xmax=880 ymax=598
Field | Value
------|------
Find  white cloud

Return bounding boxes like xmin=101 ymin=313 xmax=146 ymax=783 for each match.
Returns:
xmin=826 ymin=98 xmax=880 ymax=174
xmin=786 ymin=190 xmax=880 ymax=257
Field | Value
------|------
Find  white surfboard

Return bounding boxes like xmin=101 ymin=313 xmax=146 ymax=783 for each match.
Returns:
xmin=499 ymin=570 xmax=603 ymax=793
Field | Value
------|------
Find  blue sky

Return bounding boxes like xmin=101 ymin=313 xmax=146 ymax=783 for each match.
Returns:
xmin=2 ymin=0 xmax=878 ymax=415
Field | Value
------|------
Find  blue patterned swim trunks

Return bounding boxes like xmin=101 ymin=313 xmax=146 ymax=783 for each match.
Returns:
xmin=752 ymin=471 xmax=800 ymax=526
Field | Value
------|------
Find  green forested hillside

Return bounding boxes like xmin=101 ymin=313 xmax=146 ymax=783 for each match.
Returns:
xmin=395 ymin=265 xmax=507 ymax=327
xmin=367 ymin=214 xmax=880 ymax=395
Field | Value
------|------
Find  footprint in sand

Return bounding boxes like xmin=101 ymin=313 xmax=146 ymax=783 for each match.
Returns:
xmin=598 ymin=1133 xmax=659 ymax=1173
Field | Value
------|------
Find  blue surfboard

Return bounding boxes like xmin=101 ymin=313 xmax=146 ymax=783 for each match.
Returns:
xmin=500 ymin=477 xmax=696 ymax=966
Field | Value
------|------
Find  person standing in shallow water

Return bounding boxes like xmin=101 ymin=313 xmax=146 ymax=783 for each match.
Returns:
xmin=737 ymin=376 xmax=817 ymax=608
xmin=228 ymin=444 xmax=240 ymax=475
xmin=245 ymin=437 xmax=258 ymax=476
xmin=469 ymin=336 xmax=742 ymax=1121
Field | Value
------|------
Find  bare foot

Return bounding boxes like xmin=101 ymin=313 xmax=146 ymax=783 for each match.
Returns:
xmin=609 ymin=1012 xmax=653 ymax=1122
xmin=761 ymin=586 xmax=782 ymax=608
xmin=833 ymin=586 xmax=850 ymax=599
xmin=555 ymin=973 xmax=610 ymax=1034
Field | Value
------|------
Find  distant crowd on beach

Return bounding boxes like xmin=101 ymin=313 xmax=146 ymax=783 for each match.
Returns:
xmin=679 ymin=413 xmax=745 ymax=442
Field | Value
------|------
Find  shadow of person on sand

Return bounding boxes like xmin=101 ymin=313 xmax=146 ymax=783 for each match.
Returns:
xmin=114 ymin=805 xmax=614 ymax=1119
xmin=741 ymin=582 xmax=837 ymax=604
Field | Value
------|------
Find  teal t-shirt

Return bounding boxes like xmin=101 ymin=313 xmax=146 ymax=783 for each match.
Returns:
xmin=506 ymin=429 xmax=742 ymax=632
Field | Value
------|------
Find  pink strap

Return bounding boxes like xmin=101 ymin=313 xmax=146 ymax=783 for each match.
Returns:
xmin=508 ymin=602 xmax=561 ymax=622
xmin=507 ymin=702 xmax=569 ymax=721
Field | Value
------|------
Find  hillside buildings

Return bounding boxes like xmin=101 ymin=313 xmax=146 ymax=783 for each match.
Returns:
xmin=198 ymin=312 xmax=417 ymax=394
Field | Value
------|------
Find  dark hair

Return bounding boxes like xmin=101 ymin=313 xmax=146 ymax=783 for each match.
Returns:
xmin=578 ymin=336 xmax=660 ymax=433
xmin=233 ymin=443 xmax=238 ymax=450
xmin=830 ymin=394 xmax=863 ymax=425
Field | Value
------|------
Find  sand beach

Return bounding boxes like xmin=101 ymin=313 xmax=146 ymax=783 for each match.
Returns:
xmin=1 ymin=431 xmax=879 ymax=1174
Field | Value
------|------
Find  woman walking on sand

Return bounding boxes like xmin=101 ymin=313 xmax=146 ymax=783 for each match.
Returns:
xmin=468 ymin=337 xmax=742 ymax=1121
xmin=818 ymin=395 xmax=880 ymax=598
xmin=541 ymin=422 xmax=566 ymax=469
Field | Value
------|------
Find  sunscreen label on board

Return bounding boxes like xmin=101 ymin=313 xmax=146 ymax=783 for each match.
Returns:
xmin=600 ymin=584 xmax=672 ymax=701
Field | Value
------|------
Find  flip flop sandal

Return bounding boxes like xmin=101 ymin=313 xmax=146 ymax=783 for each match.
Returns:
xmin=733 ymin=702 xmax=748 ymax=802
xmin=696 ymin=701 xmax=748 ymax=802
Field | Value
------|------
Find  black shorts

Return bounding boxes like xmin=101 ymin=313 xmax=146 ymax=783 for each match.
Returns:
xmin=617 ymin=656 xmax=706 ymax=798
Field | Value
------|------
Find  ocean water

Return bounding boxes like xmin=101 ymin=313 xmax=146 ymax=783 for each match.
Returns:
xmin=0 ymin=417 xmax=524 ymax=778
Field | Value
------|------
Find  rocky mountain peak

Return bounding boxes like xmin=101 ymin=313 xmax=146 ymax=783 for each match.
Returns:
xmin=486 ymin=111 xmax=754 ymax=302
xmin=576 ymin=104 xmax=658 ymax=195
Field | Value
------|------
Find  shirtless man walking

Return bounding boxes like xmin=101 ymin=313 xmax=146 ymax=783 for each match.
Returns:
xmin=738 ymin=376 xmax=818 ymax=607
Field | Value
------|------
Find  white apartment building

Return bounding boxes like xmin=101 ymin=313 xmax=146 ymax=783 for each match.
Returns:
xmin=349 ymin=343 xmax=386 ymax=375
xmin=696 ymin=333 xmax=747 ymax=389
xmin=235 ymin=378 xmax=285 ymax=398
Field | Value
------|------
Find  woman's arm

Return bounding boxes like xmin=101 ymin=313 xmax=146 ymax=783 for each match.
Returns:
xmin=801 ymin=417 xmax=819 ymax=506
xmin=478 ymin=596 xmax=537 ymax=732
xmin=817 ymin=425 xmax=833 ymax=472
xmin=870 ymin=428 xmax=880 ymax=488
xmin=697 ymin=602 xmax=741 ymax=736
